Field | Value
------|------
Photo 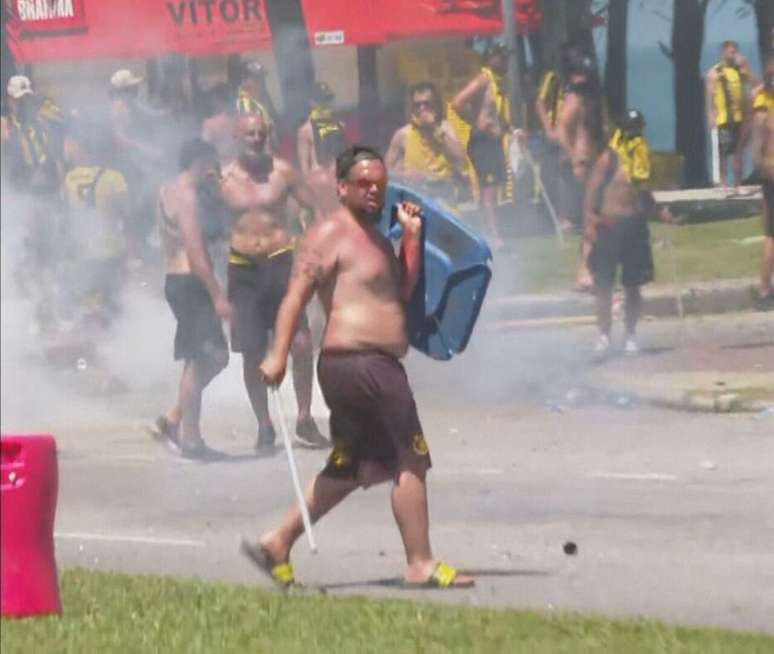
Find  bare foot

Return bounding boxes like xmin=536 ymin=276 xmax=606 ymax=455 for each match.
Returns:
xmin=258 ymin=530 xmax=290 ymax=566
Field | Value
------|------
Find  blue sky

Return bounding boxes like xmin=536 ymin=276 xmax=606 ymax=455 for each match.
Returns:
xmin=627 ymin=0 xmax=756 ymax=50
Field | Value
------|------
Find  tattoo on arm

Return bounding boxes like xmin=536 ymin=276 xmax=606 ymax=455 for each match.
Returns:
xmin=292 ymin=242 xmax=326 ymax=286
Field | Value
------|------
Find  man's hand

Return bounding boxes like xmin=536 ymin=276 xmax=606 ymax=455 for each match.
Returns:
xmin=396 ymin=201 xmax=422 ymax=237
xmin=213 ymin=292 xmax=233 ymax=322
xmin=259 ymin=351 xmax=287 ymax=387
xmin=659 ymin=207 xmax=674 ymax=224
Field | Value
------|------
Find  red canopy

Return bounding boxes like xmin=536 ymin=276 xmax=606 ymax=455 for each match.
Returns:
xmin=6 ymin=0 xmax=273 ymax=63
xmin=7 ymin=0 xmax=519 ymax=63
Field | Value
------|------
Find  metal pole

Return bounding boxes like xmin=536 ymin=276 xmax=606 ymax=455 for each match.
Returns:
xmin=502 ymin=0 xmax=522 ymax=128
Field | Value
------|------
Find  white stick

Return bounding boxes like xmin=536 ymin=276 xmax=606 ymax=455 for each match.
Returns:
xmin=522 ymin=147 xmax=565 ymax=249
xmin=711 ymin=128 xmax=720 ymax=186
xmin=271 ymin=386 xmax=318 ymax=554
xmin=664 ymin=235 xmax=687 ymax=344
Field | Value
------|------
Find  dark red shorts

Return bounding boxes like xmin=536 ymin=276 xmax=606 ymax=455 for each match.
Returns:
xmin=317 ymin=350 xmax=431 ymax=481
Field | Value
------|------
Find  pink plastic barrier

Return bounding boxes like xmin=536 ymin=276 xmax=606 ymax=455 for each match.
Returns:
xmin=1 ymin=434 xmax=61 ymax=617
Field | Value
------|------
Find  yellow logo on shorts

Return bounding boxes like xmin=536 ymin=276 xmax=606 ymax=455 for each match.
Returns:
xmin=413 ymin=434 xmax=429 ymax=456
xmin=330 ymin=447 xmax=350 ymax=469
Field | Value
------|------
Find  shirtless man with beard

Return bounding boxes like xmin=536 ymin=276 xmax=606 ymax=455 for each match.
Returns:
xmin=221 ymin=113 xmax=328 ymax=453
xmin=241 ymin=145 xmax=475 ymax=590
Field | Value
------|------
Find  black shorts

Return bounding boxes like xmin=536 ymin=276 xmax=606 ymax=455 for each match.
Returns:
xmin=317 ymin=350 xmax=431 ymax=481
xmin=467 ymin=129 xmax=507 ymax=187
xmin=763 ymin=179 xmax=774 ymax=237
xmin=227 ymin=251 xmax=308 ymax=354
xmin=557 ymin=158 xmax=583 ymax=226
xmin=164 ymin=274 xmax=227 ymax=362
xmin=588 ymin=217 xmax=654 ymax=290
xmin=718 ymin=122 xmax=741 ymax=156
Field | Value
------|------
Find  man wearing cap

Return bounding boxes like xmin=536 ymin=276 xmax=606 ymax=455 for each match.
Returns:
xmin=297 ymin=81 xmax=347 ymax=178
xmin=452 ymin=42 xmax=514 ymax=250
xmin=386 ymin=80 xmax=466 ymax=206
xmin=109 ymin=69 xmax=164 ymax=264
xmin=584 ymin=109 xmax=672 ymax=358
xmin=2 ymin=75 xmax=66 ymax=330
xmin=236 ymin=62 xmax=279 ymax=130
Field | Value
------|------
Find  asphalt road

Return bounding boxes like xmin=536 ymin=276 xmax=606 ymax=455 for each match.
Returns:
xmin=2 ymin=307 xmax=773 ymax=634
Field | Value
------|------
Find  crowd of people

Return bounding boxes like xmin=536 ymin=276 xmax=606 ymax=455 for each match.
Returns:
xmin=1 ymin=38 xmax=773 ymax=406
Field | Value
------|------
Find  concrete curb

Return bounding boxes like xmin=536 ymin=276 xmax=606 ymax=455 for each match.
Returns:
xmin=486 ymin=278 xmax=759 ymax=326
xmin=585 ymin=371 xmax=774 ymax=415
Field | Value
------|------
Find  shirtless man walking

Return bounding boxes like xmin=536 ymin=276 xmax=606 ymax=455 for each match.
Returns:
xmin=221 ymin=113 xmax=327 ymax=453
xmin=154 ymin=139 xmax=230 ymax=458
xmin=241 ymin=145 xmax=474 ymax=590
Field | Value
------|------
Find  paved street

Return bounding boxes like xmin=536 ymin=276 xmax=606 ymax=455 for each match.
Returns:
xmin=2 ymin=299 xmax=773 ymax=634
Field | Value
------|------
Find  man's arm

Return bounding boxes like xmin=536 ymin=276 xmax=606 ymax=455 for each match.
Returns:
xmin=751 ymin=109 xmax=771 ymax=177
xmin=385 ymin=127 xmax=407 ymax=175
xmin=286 ymin=162 xmax=318 ymax=215
xmin=396 ymin=202 xmax=423 ymax=302
xmin=297 ymin=123 xmax=314 ymax=177
xmin=176 ymin=185 xmax=231 ymax=319
xmin=705 ymin=69 xmax=717 ymax=127
xmin=451 ymin=74 xmax=486 ymax=126
xmin=437 ymin=122 xmax=467 ymax=175
xmin=260 ymin=220 xmax=338 ymax=384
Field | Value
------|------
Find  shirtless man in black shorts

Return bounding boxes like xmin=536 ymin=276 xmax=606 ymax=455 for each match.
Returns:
xmin=154 ymin=139 xmax=230 ymax=458
xmin=241 ymin=145 xmax=475 ymax=590
xmin=221 ymin=113 xmax=327 ymax=453
xmin=584 ymin=115 xmax=672 ymax=358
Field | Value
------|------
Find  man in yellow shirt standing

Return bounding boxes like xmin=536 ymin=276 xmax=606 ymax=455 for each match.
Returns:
xmin=705 ymin=41 xmax=752 ymax=192
xmin=385 ymin=81 xmax=466 ymax=206
xmin=750 ymin=53 xmax=774 ymax=311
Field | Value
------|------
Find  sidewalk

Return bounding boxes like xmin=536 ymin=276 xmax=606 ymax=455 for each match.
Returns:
xmin=585 ymin=341 xmax=774 ymax=414
xmin=485 ymin=277 xmax=761 ymax=331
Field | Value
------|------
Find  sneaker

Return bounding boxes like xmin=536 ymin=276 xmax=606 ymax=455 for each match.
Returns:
xmin=753 ymin=291 xmax=774 ymax=312
xmin=255 ymin=423 xmax=277 ymax=457
xmin=149 ymin=416 xmax=181 ymax=454
xmin=623 ymin=337 xmax=640 ymax=357
xmin=294 ymin=418 xmax=330 ymax=449
xmin=593 ymin=334 xmax=611 ymax=358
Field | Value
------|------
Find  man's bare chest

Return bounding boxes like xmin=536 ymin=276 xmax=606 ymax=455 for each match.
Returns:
xmin=222 ymin=172 xmax=290 ymax=214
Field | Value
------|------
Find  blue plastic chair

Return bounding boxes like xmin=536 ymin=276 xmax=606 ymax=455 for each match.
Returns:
xmin=377 ymin=183 xmax=493 ymax=361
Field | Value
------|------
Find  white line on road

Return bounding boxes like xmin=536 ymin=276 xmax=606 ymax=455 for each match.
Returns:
xmin=55 ymin=532 xmax=205 ymax=547
xmin=587 ymin=472 xmax=679 ymax=482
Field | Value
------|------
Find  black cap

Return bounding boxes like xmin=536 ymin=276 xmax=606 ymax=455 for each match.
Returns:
xmin=484 ymin=41 xmax=515 ymax=59
xmin=312 ymin=81 xmax=335 ymax=104
xmin=621 ymin=109 xmax=646 ymax=129
xmin=243 ymin=61 xmax=266 ymax=78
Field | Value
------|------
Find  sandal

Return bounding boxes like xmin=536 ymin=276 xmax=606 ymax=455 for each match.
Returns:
xmin=403 ymin=562 xmax=475 ymax=589
xmin=240 ymin=540 xmax=296 ymax=589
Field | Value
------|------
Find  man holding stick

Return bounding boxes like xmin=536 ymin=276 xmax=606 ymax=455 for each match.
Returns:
xmin=242 ymin=145 xmax=474 ymax=590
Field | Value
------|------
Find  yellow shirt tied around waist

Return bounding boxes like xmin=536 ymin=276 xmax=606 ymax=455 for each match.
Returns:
xmin=404 ymin=123 xmax=453 ymax=182
xmin=713 ymin=64 xmax=743 ymax=126
xmin=608 ymin=128 xmax=651 ymax=184
xmin=63 ymin=166 xmax=128 ymax=259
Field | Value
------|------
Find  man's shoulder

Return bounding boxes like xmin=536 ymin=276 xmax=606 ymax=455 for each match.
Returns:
xmin=392 ymin=124 xmax=410 ymax=141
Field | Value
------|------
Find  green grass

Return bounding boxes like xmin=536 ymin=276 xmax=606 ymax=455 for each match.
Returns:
xmin=508 ymin=216 xmax=764 ymax=294
xmin=2 ymin=569 xmax=772 ymax=654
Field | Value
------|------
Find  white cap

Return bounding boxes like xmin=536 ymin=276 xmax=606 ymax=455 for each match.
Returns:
xmin=110 ymin=69 xmax=143 ymax=90
xmin=7 ymin=75 xmax=33 ymax=99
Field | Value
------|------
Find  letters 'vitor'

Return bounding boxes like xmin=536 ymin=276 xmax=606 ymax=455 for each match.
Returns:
xmin=166 ymin=0 xmax=263 ymax=26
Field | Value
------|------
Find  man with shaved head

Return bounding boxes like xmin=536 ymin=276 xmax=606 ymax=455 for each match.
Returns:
xmin=221 ymin=113 xmax=328 ymax=453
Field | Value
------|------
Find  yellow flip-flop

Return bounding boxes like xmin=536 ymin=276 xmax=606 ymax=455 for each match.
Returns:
xmin=240 ymin=540 xmax=296 ymax=589
xmin=404 ymin=562 xmax=475 ymax=590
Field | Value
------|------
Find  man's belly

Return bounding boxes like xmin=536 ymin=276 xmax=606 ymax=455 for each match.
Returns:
xmin=230 ymin=217 xmax=291 ymax=257
xmin=322 ymin=303 xmax=409 ymax=358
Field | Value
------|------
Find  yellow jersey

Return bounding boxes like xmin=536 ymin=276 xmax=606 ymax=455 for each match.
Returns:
xmin=63 ymin=166 xmax=128 ymax=259
xmin=608 ymin=129 xmax=651 ymax=184
xmin=404 ymin=123 xmax=453 ymax=182
xmin=537 ymin=70 xmax=565 ymax=130
xmin=712 ymin=64 xmax=743 ymax=126
xmin=753 ymin=89 xmax=774 ymax=114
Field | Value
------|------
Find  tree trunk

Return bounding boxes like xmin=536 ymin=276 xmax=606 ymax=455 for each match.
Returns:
xmin=604 ymin=0 xmax=628 ymax=121
xmin=753 ymin=0 xmax=774 ymax=67
xmin=263 ymin=0 xmax=315 ymax=136
xmin=672 ymin=0 xmax=709 ymax=187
